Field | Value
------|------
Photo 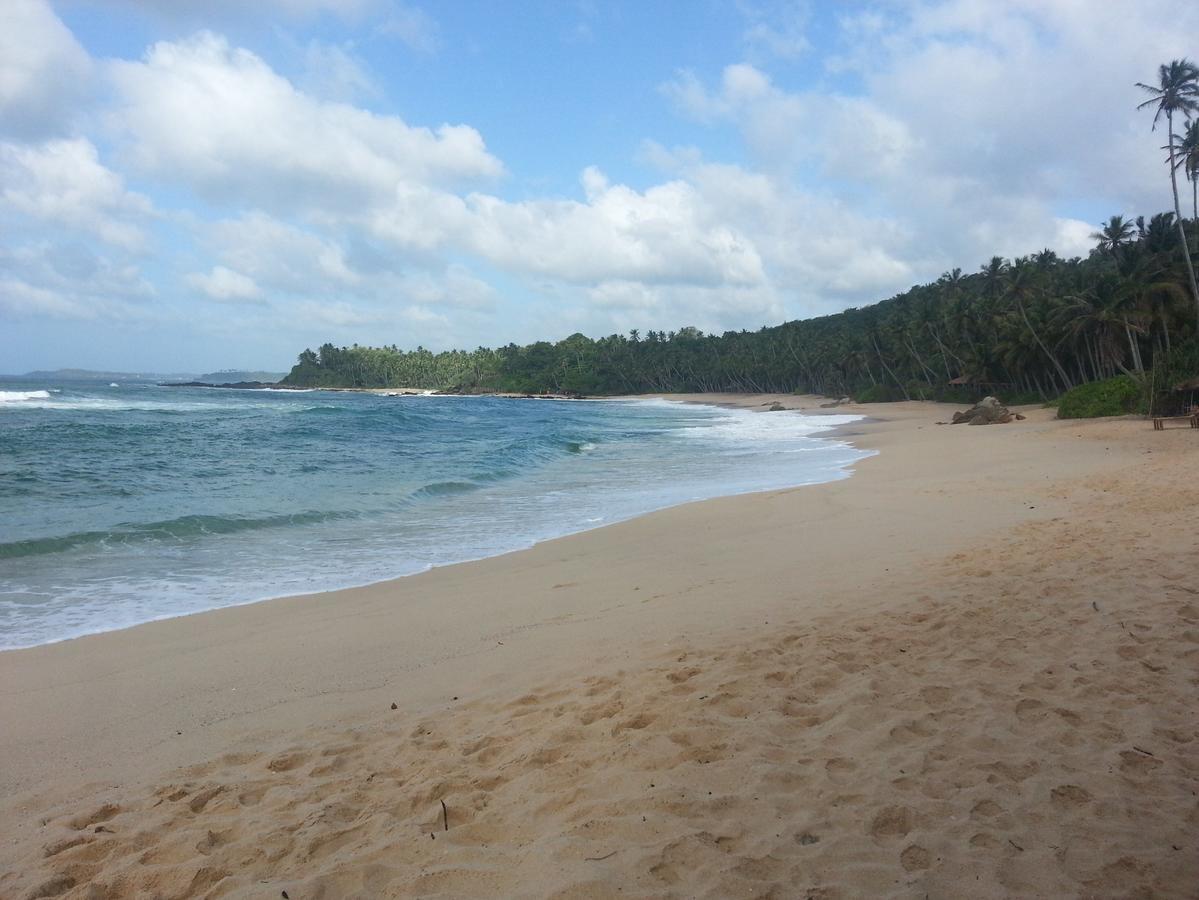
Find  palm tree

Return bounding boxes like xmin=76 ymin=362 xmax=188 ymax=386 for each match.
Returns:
xmin=1172 ymin=119 xmax=1199 ymax=252
xmin=1004 ymin=257 xmax=1074 ymax=390
xmin=1091 ymin=215 xmax=1136 ymax=257
xmin=1137 ymin=59 xmax=1199 ymax=326
xmin=1143 ymin=211 xmax=1178 ymax=255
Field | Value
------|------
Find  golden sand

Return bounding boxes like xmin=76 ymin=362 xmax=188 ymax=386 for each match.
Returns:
xmin=1 ymin=397 xmax=1195 ymax=898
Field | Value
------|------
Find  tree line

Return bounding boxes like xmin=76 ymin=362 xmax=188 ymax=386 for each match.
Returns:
xmin=283 ymin=60 xmax=1199 ymax=408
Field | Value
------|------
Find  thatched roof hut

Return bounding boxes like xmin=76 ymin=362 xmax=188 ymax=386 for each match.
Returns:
xmin=1173 ymin=375 xmax=1199 ymax=392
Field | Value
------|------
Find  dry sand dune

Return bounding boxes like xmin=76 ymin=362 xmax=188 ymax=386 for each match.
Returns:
xmin=1 ymin=401 xmax=1196 ymax=898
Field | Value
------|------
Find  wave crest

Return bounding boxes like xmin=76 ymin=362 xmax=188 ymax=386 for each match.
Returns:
xmin=0 ymin=390 xmax=51 ymax=403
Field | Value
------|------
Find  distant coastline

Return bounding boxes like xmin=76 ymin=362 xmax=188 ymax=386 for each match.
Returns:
xmin=159 ymin=380 xmax=592 ymax=400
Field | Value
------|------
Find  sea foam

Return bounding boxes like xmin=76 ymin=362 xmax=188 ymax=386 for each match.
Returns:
xmin=0 ymin=390 xmax=51 ymax=402
xmin=0 ymin=387 xmax=871 ymax=650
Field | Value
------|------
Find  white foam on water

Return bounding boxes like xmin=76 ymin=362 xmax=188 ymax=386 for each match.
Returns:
xmin=0 ymin=390 xmax=51 ymax=402
xmin=0 ymin=394 xmax=877 ymax=651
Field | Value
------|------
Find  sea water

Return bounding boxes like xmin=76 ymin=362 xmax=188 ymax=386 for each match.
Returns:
xmin=0 ymin=381 xmax=869 ymax=650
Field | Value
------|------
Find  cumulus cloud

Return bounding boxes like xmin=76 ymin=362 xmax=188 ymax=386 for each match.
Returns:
xmin=661 ymin=0 xmax=1199 ymax=286
xmin=186 ymin=266 xmax=263 ymax=302
xmin=107 ymin=32 xmax=503 ymax=212
xmin=206 ymin=213 xmax=361 ymax=293
xmin=0 ymin=0 xmax=92 ymax=139
xmin=364 ymin=165 xmax=771 ymax=293
xmin=6 ymin=0 xmax=1195 ymax=359
xmin=458 ymin=170 xmax=766 ymax=287
xmin=0 ymin=241 xmax=156 ymax=320
xmin=0 ymin=138 xmax=153 ymax=249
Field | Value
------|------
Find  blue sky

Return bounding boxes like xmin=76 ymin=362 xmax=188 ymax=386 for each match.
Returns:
xmin=1 ymin=0 xmax=1196 ymax=374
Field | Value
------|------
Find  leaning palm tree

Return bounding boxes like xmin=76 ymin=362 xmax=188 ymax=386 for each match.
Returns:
xmin=1137 ymin=59 xmax=1199 ymax=327
xmin=1004 ymin=256 xmax=1074 ymax=390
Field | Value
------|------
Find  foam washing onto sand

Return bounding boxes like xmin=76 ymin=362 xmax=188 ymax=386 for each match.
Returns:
xmin=0 ymin=385 xmax=870 ymax=649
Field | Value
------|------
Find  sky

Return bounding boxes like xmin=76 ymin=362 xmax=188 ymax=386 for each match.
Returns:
xmin=1 ymin=0 xmax=1196 ymax=374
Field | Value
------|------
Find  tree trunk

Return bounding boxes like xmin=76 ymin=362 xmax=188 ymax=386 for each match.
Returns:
xmin=1122 ymin=319 xmax=1143 ymax=372
xmin=871 ymin=335 xmax=910 ymax=399
xmin=927 ymin=323 xmax=955 ymax=378
xmin=1015 ymin=296 xmax=1074 ymax=389
xmin=1166 ymin=110 xmax=1199 ymax=330
xmin=904 ymin=337 xmax=938 ymax=384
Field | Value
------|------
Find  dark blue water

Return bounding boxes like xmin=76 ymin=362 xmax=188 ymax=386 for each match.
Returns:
xmin=0 ymin=381 xmax=868 ymax=649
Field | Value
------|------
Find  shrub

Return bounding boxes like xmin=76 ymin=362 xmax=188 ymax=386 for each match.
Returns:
xmin=855 ymin=383 xmax=905 ymax=403
xmin=1056 ymin=375 xmax=1144 ymax=419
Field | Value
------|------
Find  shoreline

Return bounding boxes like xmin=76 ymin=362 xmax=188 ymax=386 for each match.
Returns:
xmin=2 ymin=395 xmax=1195 ymax=897
xmin=0 ymin=394 xmax=866 ymax=654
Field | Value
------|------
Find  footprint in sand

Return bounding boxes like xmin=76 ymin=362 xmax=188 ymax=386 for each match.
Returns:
xmin=266 ymin=751 xmax=308 ymax=773
xmin=1118 ymin=750 xmax=1163 ymax=775
xmin=900 ymin=843 xmax=931 ymax=871
xmin=187 ymin=786 xmax=226 ymax=814
xmin=1050 ymin=784 xmax=1093 ymax=807
xmin=68 ymin=804 xmax=120 ymax=831
xmin=869 ymin=805 xmax=914 ymax=840
xmin=824 ymin=758 xmax=857 ymax=783
xmin=970 ymin=799 xmax=1003 ymax=819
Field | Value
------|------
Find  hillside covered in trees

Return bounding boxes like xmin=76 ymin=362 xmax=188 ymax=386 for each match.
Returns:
xmin=283 ymin=59 xmax=1199 ymax=413
xmin=282 ymin=213 xmax=1197 ymax=406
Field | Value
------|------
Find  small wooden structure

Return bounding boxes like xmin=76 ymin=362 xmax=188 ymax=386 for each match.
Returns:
xmin=947 ymin=375 xmax=1015 ymax=390
xmin=1152 ymin=411 xmax=1199 ymax=430
xmin=1152 ymin=375 xmax=1199 ymax=429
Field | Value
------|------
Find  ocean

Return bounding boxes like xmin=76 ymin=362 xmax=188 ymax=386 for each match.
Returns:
xmin=0 ymin=381 xmax=869 ymax=651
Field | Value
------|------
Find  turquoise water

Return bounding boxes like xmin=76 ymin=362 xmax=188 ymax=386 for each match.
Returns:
xmin=0 ymin=381 xmax=868 ymax=650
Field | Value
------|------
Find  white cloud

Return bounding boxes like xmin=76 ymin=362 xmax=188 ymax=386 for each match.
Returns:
xmin=98 ymin=0 xmax=381 ymax=22
xmin=0 ymin=0 xmax=92 ymax=139
xmin=1 ymin=138 xmax=152 ymax=249
xmin=107 ymin=32 xmax=503 ymax=212
xmin=186 ymin=266 xmax=263 ymax=302
xmin=738 ymin=0 xmax=811 ymax=61
xmin=290 ymin=298 xmax=379 ymax=328
xmin=376 ymin=3 xmax=441 ymax=54
xmin=207 ymin=213 xmax=360 ymax=293
xmin=457 ymin=171 xmax=766 ymax=287
xmin=397 ymin=265 xmax=497 ymax=311
xmin=299 ymin=41 xmax=379 ymax=102
xmin=660 ymin=0 xmax=1199 ymax=290
xmin=8 ymin=0 xmax=1197 ymax=360
xmin=574 ymin=280 xmax=785 ymax=339
xmin=0 ymin=241 xmax=156 ymax=320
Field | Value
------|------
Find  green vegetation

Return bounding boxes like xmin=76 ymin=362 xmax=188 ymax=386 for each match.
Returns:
xmin=283 ymin=59 xmax=1199 ymax=416
xmin=1056 ymin=376 xmax=1144 ymax=419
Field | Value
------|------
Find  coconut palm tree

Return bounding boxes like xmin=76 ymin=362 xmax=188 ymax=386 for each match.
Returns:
xmin=1143 ymin=211 xmax=1179 ymax=255
xmin=1005 ymin=256 xmax=1074 ymax=390
xmin=1091 ymin=215 xmax=1136 ymax=257
xmin=1137 ymin=59 xmax=1199 ymax=325
xmin=1172 ymin=119 xmax=1199 ymax=252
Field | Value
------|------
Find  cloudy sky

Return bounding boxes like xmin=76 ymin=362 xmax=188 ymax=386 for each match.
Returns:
xmin=1 ymin=0 xmax=1195 ymax=373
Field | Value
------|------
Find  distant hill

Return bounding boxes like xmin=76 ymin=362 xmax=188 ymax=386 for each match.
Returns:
xmin=19 ymin=368 xmax=198 ymax=382
xmin=197 ymin=370 xmax=286 ymax=384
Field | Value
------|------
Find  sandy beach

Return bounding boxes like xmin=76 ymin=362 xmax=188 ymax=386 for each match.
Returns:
xmin=1 ymin=395 xmax=1196 ymax=899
